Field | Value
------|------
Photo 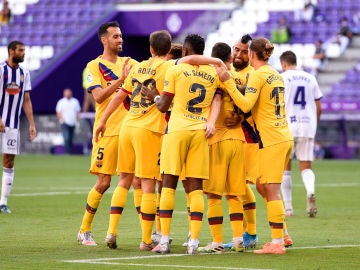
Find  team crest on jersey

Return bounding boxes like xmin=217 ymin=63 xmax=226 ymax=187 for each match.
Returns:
xmin=96 ymin=160 xmax=103 ymax=168
xmin=5 ymin=82 xmax=21 ymax=95
xmin=86 ymin=73 xmax=94 ymax=84
xmin=20 ymin=74 xmax=24 ymax=83
xmin=99 ymin=63 xmax=118 ymax=81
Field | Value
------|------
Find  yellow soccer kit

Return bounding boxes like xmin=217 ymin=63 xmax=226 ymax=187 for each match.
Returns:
xmin=119 ymin=57 xmax=174 ymax=178
xmin=161 ymin=63 xmax=221 ymax=179
xmin=206 ymin=65 xmax=247 ymax=196
xmin=84 ymin=56 xmax=137 ymax=175
xmin=230 ymin=64 xmax=260 ymax=183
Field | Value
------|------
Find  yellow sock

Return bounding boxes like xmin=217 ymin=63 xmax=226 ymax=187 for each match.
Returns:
xmin=227 ymin=197 xmax=244 ymax=238
xmin=189 ymin=189 xmax=204 ymax=240
xmin=267 ymin=200 xmax=285 ymax=239
xmin=141 ymin=193 xmax=156 ymax=244
xmin=159 ymin=187 xmax=175 ymax=236
xmin=80 ymin=187 xmax=102 ymax=232
xmin=155 ymin=192 xmax=161 ymax=233
xmin=133 ymin=188 xmax=143 ymax=229
xmin=185 ymin=192 xmax=191 ymax=233
xmin=240 ymin=184 xmax=257 ymax=235
xmin=207 ymin=198 xmax=223 ymax=243
xmin=107 ymin=186 xmax=128 ymax=235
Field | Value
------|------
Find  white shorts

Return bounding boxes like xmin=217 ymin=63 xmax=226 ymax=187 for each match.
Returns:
xmin=0 ymin=128 xmax=20 ymax=155
xmin=292 ymin=137 xmax=314 ymax=161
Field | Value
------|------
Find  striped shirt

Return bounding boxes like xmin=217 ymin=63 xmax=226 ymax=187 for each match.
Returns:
xmin=0 ymin=62 xmax=31 ymax=129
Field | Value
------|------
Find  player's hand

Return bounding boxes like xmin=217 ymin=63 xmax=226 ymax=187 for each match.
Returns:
xmin=141 ymin=84 xmax=159 ymax=101
xmin=29 ymin=125 xmax=37 ymax=141
xmin=120 ymin=57 xmax=132 ymax=82
xmin=224 ymin=112 xmax=240 ymax=127
xmin=94 ymin=122 xmax=106 ymax=142
xmin=215 ymin=65 xmax=231 ymax=82
xmin=205 ymin=122 xmax=215 ymax=138
xmin=0 ymin=119 xmax=5 ymax=133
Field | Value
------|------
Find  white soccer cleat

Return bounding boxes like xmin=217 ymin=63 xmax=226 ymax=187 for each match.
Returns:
xmin=77 ymin=231 xmax=97 ymax=246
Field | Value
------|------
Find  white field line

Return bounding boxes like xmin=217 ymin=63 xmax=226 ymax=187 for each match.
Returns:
xmin=63 ymin=244 xmax=360 ymax=268
xmin=12 ymin=182 xmax=360 ymax=197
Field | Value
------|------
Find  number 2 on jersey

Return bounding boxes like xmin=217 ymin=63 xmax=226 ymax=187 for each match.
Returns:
xmin=187 ymin=83 xmax=206 ymax=114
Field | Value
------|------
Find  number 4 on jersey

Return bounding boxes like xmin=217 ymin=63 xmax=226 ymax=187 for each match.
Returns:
xmin=294 ymin=86 xmax=306 ymax=109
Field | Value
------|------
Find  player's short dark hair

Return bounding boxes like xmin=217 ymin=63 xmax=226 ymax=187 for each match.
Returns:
xmin=211 ymin=42 xmax=231 ymax=62
xmin=149 ymin=30 xmax=172 ymax=56
xmin=169 ymin=43 xmax=183 ymax=59
xmin=184 ymin=34 xmax=205 ymax=55
xmin=8 ymin=40 xmax=24 ymax=53
xmin=280 ymin=50 xmax=297 ymax=65
xmin=98 ymin=21 xmax=120 ymax=40
xmin=241 ymin=34 xmax=252 ymax=44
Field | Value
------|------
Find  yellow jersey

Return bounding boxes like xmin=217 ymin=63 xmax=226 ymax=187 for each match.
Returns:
xmin=163 ymin=63 xmax=221 ymax=133
xmin=122 ymin=57 xmax=175 ymax=134
xmin=223 ymin=64 xmax=293 ymax=147
xmin=207 ymin=65 xmax=253 ymax=145
xmin=84 ymin=56 xmax=138 ymax=137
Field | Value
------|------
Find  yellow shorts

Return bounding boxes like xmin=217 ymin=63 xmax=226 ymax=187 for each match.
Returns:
xmin=160 ymin=130 xmax=209 ymax=179
xmin=259 ymin=141 xmax=293 ymax=184
xmin=205 ymin=139 xmax=246 ymax=196
xmin=89 ymin=135 xmax=118 ymax=175
xmin=118 ymin=126 xmax=162 ymax=179
xmin=244 ymin=142 xmax=260 ymax=184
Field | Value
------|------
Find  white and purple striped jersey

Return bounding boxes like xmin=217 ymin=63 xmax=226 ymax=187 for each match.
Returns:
xmin=0 ymin=61 xmax=31 ymax=129
xmin=282 ymin=69 xmax=322 ymax=138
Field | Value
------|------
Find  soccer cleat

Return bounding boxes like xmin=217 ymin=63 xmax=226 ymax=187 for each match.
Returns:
xmin=186 ymin=244 xmax=199 ymax=255
xmin=243 ymin=232 xmax=258 ymax=249
xmin=307 ymin=194 xmax=317 ymax=218
xmin=151 ymin=232 xmax=162 ymax=245
xmin=284 ymin=234 xmax=293 ymax=248
xmin=139 ymin=241 xmax=156 ymax=251
xmin=231 ymin=239 xmax=244 ymax=252
xmin=197 ymin=242 xmax=225 ymax=254
xmin=151 ymin=242 xmax=170 ymax=254
xmin=253 ymin=242 xmax=286 ymax=254
xmin=0 ymin=204 xmax=11 ymax=214
xmin=105 ymin=233 xmax=117 ymax=249
xmin=182 ymin=232 xmax=191 ymax=247
xmin=77 ymin=231 xmax=97 ymax=246
xmin=223 ymin=241 xmax=233 ymax=249
xmin=285 ymin=208 xmax=293 ymax=217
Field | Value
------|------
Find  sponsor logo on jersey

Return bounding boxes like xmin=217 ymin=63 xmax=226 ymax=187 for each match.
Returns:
xmin=5 ymin=82 xmax=21 ymax=95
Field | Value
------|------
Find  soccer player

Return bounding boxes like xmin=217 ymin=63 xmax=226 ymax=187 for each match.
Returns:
xmin=152 ymin=42 xmax=183 ymax=245
xmin=280 ymin=50 xmax=322 ymax=217
xmin=142 ymin=34 xmax=223 ymax=255
xmin=77 ymin=21 xmax=137 ymax=246
xmin=0 ymin=41 xmax=37 ymax=214
xmin=197 ymin=42 xmax=247 ymax=254
xmin=95 ymin=30 xmax=175 ymax=251
xmin=219 ymin=37 xmax=294 ymax=254
xmin=222 ymin=34 xmax=259 ymax=250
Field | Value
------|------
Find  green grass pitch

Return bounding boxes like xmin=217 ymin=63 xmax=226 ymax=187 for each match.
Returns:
xmin=1 ymin=155 xmax=359 ymax=269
